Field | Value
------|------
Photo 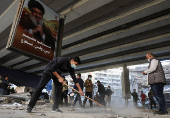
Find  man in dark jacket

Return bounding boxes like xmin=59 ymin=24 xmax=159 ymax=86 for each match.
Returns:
xmin=105 ymin=86 xmax=113 ymax=107
xmin=83 ymin=75 xmax=93 ymax=108
xmin=97 ymin=81 xmax=105 ymax=105
xmin=130 ymin=89 xmax=139 ymax=107
xmin=2 ymin=77 xmax=10 ymax=95
xmin=72 ymin=73 xmax=84 ymax=107
xmin=26 ymin=56 xmax=84 ymax=113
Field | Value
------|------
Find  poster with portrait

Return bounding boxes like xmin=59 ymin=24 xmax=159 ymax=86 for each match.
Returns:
xmin=7 ymin=0 xmax=60 ymax=61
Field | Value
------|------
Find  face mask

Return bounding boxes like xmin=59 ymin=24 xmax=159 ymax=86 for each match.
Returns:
xmin=147 ymin=59 xmax=150 ymax=62
xmin=89 ymin=78 xmax=92 ymax=80
xmin=71 ymin=64 xmax=76 ymax=69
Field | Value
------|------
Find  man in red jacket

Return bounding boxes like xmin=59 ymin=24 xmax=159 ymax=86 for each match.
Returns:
xmin=140 ymin=91 xmax=146 ymax=108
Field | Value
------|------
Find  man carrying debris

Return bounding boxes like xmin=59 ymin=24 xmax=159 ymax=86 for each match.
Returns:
xmin=130 ymin=89 xmax=139 ymax=107
xmin=26 ymin=56 xmax=84 ymax=113
xmin=72 ymin=73 xmax=84 ymax=108
xmin=83 ymin=75 xmax=93 ymax=108
xmin=143 ymin=53 xmax=167 ymax=115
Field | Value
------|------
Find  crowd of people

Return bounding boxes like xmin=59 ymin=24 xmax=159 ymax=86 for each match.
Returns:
xmin=31 ymin=73 xmax=114 ymax=111
xmin=66 ymin=52 xmax=167 ymax=115
xmin=0 ymin=53 xmax=165 ymax=115
xmin=61 ymin=74 xmax=114 ymax=109
xmin=131 ymin=89 xmax=157 ymax=109
xmin=25 ymin=53 xmax=168 ymax=115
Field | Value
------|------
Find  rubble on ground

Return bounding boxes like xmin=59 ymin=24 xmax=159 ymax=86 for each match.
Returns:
xmin=0 ymin=102 xmax=168 ymax=118
xmin=0 ymin=86 xmax=168 ymax=118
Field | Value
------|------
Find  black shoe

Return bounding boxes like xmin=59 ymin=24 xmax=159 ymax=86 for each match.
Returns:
xmin=51 ymin=108 xmax=63 ymax=113
xmin=157 ymin=111 xmax=167 ymax=115
xmin=25 ymin=106 xmax=32 ymax=113
xmin=90 ymin=105 xmax=93 ymax=108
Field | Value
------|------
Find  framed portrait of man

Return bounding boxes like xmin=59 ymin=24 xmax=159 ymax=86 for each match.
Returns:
xmin=7 ymin=0 xmax=60 ymax=61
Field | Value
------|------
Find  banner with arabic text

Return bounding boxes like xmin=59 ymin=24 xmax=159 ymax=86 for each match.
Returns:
xmin=7 ymin=0 xmax=59 ymax=60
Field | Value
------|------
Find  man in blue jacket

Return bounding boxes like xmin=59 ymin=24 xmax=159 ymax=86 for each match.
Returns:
xmin=26 ymin=56 xmax=84 ymax=113
xmin=72 ymin=73 xmax=84 ymax=108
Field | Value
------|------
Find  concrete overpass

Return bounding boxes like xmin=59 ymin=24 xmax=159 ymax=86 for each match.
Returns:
xmin=0 ymin=0 xmax=170 ymax=78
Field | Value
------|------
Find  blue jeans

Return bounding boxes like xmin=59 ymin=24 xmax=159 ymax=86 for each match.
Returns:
xmin=150 ymin=83 xmax=166 ymax=112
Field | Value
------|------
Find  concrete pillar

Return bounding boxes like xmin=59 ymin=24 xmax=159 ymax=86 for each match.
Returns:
xmin=51 ymin=15 xmax=65 ymax=102
xmin=121 ymin=64 xmax=131 ymax=107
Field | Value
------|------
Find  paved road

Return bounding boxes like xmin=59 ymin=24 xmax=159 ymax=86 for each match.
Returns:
xmin=0 ymin=103 xmax=169 ymax=118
